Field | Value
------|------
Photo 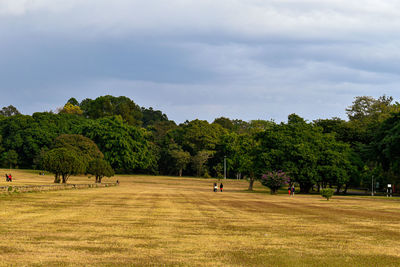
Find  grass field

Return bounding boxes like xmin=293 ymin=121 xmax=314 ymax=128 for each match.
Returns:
xmin=1 ymin=170 xmax=400 ymax=266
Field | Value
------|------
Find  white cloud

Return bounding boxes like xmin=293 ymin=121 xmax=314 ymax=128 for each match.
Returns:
xmin=2 ymin=0 xmax=400 ymax=41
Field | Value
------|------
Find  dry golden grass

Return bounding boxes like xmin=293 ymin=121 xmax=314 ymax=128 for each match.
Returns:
xmin=0 ymin=170 xmax=400 ymax=266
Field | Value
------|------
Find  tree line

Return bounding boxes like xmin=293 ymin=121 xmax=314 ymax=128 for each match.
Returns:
xmin=0 ymin=95 xmax=399 ymax=192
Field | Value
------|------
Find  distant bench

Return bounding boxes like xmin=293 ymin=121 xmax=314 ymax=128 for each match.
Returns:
xmin=0 ymin=182 xmax=118 ymax=193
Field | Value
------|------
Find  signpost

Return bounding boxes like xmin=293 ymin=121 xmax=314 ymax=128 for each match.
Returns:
xmin=224 ymin=156 xmax=226 ymax=179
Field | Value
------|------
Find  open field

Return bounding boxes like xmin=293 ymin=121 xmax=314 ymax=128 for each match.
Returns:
xmin=1 ymin=170 xmax=400 ymax=266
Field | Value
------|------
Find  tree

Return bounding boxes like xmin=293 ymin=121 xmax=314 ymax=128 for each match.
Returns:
xmin=0 ymin=105 xmax=20 ymax=117
xmin=346 ymin=95 xmax=400 ymax=143
xmin=2 ymin=150 xmax=18 ymax=169
xmin=52 ymin=134 xmax=103 ymax=169
xmin=81 ymin=116 xmax=157 ymax=173
xmin=59 ymin=103 xmax=83 ymax=115
xmin=171 ymin=119 xmax=227 ymax=156
xmin=87 ymin=158 xmax=114 ymax=183
xmin=141 ymin=107 xmax=169 ymax=127
xmin=261 ymin=171 xmax=291 ymax=194
xmin=0 ymin=112 xmax=87 ymax=169
xmin=213 ymin=117 xmax=234 ymax=130
xmin=169 ymin=149 xmax=191 ymax=176
xmin=321 ymin=188 xmax=334 ymax=200
xmin=371 ymin=112 xmax=400 ymax=187
xmin=192 ymin=150 xmax=213 ymax=177
xmin=256 ymin=114 xmax=353 ymax=193
xmin=80 ymin=95 xmax=143 ymax=126
xmin=41 ymin=148 xmax=85 ymax=183
xmin=67 ymin=97 xmax=79 ymax=106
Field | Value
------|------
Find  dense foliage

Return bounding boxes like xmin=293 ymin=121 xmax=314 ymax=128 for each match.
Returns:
xmin=261 ymin=171 xmax=290 ymax=194
xmin=87 ymin=158 xmax=115 ymax=183
xmin=1 ymin=94 xmax=400 ymax=193
xmin=320 ymin=188 xmax=334 ymax=200
xmin=41 ymin=148 xmax=85 ymax=183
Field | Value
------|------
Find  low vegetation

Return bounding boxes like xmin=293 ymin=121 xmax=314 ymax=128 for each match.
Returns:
xmin=321 ymin=188 xmax=335 ymax=200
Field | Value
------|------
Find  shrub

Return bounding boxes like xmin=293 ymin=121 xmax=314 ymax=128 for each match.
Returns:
xmin=321 ymin=188 xmax=334 ymax=200
xmin=261 ymin=170 xmax=291 ymax=194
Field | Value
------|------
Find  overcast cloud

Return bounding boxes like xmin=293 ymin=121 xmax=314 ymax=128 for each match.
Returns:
xmin=1 ymin=0 xmax=400 ymax=122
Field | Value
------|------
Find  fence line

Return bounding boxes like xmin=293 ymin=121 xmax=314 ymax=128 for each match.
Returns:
xmin=0 ymin=182 xmax=118 ymax=193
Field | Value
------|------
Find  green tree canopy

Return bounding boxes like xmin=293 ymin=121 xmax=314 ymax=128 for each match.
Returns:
xmin=169 ymin=149 xmax=191 ymax=177
xmin=87 ymin=158 xmax=114 ymax=183
xmin=257 ymin=114 xmax=354 ymax=193
xmin=52 ymin=134 xmax=104 ymax=170
xmin=80 ymin=116 xmax=157 ymax=173
xmin=0 ymin=105 xmax=21 ymax=117
xmin=141 ymin=107 xmax=169 ymax=127
xmin=2 ymin=150 xmax=18 ymax=169
xmin=80 ymin=95 xmax=143 ymax=126
xmin=42 ymin=148 xmax=85 ymax=183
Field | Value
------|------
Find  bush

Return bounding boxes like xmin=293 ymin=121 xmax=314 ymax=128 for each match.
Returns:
xmin=261 ymin=170 xmax=291 ymax=194
xmin=321 ymin=188 xmax=334 ymax=200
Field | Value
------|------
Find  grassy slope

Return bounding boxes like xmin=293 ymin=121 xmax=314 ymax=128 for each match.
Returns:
xmin=0 ymin=170 xmax=400 ymax=266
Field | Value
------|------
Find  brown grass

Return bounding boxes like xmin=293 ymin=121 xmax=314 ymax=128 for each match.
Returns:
xmin=0 ymin=169 xmax=400 ymax=266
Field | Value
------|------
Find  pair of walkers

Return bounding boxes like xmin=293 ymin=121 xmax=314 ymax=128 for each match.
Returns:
xmin=288 ymin=185 xmax=295 ymax=196
xmin=5 ymin=174 xmax=12 ymax=182
xmin=213 ymin=183 xmax=223 ymax=192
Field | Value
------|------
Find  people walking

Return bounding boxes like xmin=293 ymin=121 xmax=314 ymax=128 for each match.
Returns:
xmin=213 ymin=183 xmax=217 ymax=192
xmin=220 ymin=183 xmax=223 ymax=192
xmin=5 ymin=174 xmax=8 ymax=182
xmin=288 ymin=186 xmax=291 ymax=196
xmin=291 ymin=185 xmax=295 ymax=196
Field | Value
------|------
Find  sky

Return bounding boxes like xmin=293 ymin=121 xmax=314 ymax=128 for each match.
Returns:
xmin=1 ymin=0 xmax=400 ymax=123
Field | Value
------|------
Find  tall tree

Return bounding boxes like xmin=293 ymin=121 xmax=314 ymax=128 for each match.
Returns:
xmin=52 ymin=134 xmax=104 ymax=169
xmin=141 ymin=107 xmax=169 ymax=127
xmin=87 ymin=158 xmax=114 ymax=183
xmin=0 ymin=105 xmax=20 ymax=117
xmin=2 ymin=150 xmax=18 ymax=169
xmin=169 ymin=149 xmax=191 ymax=177
xmin=80 ymin=116 xmax=157 ymax=173
xmin=41 ymin=148 xmax=85 ymax=183
xmin=192 ymin=150 xmax=213 ymax=177
xmin=80 ymin=95 xmax=143 ymax=126
xmin=59 ymin=103 xmax=83 ymax=115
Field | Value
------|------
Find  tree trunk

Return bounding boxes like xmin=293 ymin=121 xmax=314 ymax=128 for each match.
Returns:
xmin=248 ymin=178 xmax=255 ymax=191
xmin=54 ymin=174 xmax=60 ymax=183
xmin=98 ymin=176 xmax=102 ymax=183
xmin=343 ymin=184 xmax=349 ymax=194
xmin=336 ymin=184 xmax=342 ymax=194
xmin=62 ymin=174 xmax=68 ymax=184
xmin=179 ymin=169 xmax=182 ymax=177
xmin=299 ymin=183 xmax=312 ymax=193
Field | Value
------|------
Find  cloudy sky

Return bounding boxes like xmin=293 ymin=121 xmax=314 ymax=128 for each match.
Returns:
xmin=1 ymin=0 xmax=400 ymax=123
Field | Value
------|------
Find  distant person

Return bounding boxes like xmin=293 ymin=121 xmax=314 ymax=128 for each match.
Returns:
xmin=213 ymin=183 xmax=217 ymax=192
xmin=116 ymin=180 xmax=119 ymax=185
xmin=220 ymin=183 xmax=223 ymax=192
xmin=9 ymin=174 xmax=12 ymax=182
xmin=288 ymin=186 xmax=291 ymax=196
xmin=291 ymin=185 xmax=295 ymax=196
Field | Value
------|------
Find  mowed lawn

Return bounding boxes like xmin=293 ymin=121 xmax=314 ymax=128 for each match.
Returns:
xmin=1 ymin=170 xmax=400 ymax=266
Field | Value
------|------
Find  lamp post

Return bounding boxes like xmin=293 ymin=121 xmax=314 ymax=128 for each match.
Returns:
xmin=224 ymin=156 xmax=226 ymax=179
xmin=371 ymin=175 xmax=374 ymax=196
